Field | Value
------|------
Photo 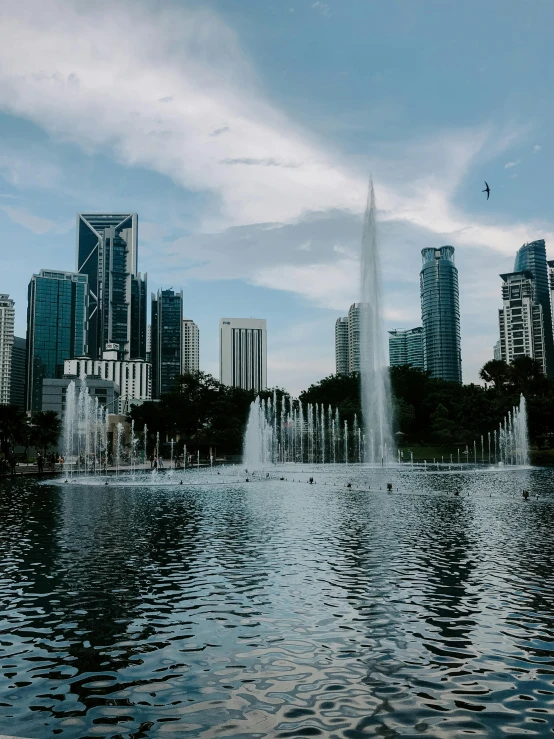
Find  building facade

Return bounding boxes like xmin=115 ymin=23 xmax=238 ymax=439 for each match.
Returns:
xmin=420 ymin=246 xmax=462 ymax=383
xmin=348 ymin=304 xmax=361 ymax=374
xmin=64 ymin=347 xmax=151 ymax=414
xmin=0 ymin=295 xmax=14 ymax=405
xmin=514 ymin=240 xmax=554 ymax=377
xmin=388 ymin=327 xmax=424 ymax=369
xmin=182 ymin=319 xmax=200 ymax=374
xmin=498 ymin=271 xmax=546 ymax=372
xmin=493 ymin=339 xmax=502 ymax=361
xmin=151 ymin=289 xmax=183 ymax=398
xmin=26 ymin=270 xmax=88 ymax=412
xmin=220 ymin=318 xmax=267 ymax=392
xmin=42 ymin=377 xmax=119 ymax=418
xmin=10 ymin=336 xmax=26 ymax=409
xmin=76 ymin=213 xmax=146 ymax=360
xmin=335 ymin=316 xmax=349 ymax=375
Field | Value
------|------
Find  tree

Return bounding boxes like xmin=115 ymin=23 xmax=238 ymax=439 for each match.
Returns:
xmin=0 ymin=404 xmax=27 ymax=456
xmin=29 ymin=411 xmax=62 ymax=455
xmin=479 ymin=359 xmax=511 ymax=389
xmin=430 ymin=403 xmax=456 ymax=444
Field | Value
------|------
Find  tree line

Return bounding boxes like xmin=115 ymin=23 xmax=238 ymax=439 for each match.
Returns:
xmin=2 ymin=356 xmax=553 ymax=460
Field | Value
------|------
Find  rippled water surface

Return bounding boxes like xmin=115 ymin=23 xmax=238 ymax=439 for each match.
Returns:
xmin=1 ymin=465 xmax=554 ymax=738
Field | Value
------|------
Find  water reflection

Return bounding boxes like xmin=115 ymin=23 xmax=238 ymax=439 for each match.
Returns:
xmin=0 ymin=467 xmax=553 ymax=737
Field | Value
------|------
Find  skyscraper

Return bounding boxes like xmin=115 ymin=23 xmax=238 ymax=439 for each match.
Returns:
xmin=76 ymin=213 xmax=146 ymax=360
xmin=10 ymin=337 xmax=26 ymax=409
xmin=182 ymin=319 xmax=200 ymax=374
xmin=388 ymin=327 xmax=424 ymax=369
xmin=420 ymin=246 xmax=462 ymax=383
xmin=0 ymin=295 xmax=15 ymax=405
xmin=348 ymin=303 xmax=361 ymax=374
xmin=220 ymin=318 xmax=267 ymax=392
xmin=151 ymin=289 xmax=183 ymax=398
xmin=335 ymin=316 xmax=349 ymax=375
xmin=498 ymin=271 xmax=546 ymax=371
xmin=26 ymin=270 xmax=88 ymax=412
xmin=512 ymin=240 xmax=554 ymax=377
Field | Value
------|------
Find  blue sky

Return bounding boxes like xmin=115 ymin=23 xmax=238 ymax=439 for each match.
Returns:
xmin=1 ymin=0 xmax=553 ymax=393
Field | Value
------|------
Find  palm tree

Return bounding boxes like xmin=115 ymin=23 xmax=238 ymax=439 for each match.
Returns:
xmin=30 ymin=411 xmax=62 ymax=456
xmin=479 ymin=359 xmax=511 ymax=389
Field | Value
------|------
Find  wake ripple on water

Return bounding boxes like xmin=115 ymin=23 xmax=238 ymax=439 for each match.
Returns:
xmin=0 ymin=466 xmax=553 ymax=737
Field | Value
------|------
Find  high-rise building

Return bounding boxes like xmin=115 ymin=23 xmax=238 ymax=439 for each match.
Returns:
xmin=388 ymin=327 xmax=424 ymax=369
xmin=498 ymin=271 xmax=546 ymax=372
xmin=348 ymin=303 xmax=361 ymax=374
xmin=420 ymin=246 xmax=462 ymax=383
xmin=220 ymin=318 xmax=267 ymax=392
xmin=151 ymin=289 xmax=183 ymax=398
xmin=0 ymin=295 xmax=15 ymax=405
xmin=493 ymin=339 xmax=502 ymax=361
xmin=514 ymin=240 xmax=554 ymax=377
xmin=26 ymin=270 xmax=88 ymax=412
xmin=335 ymin=316 xmax=349 ymax=375
xmin=10 ymin=337 xmax=26 ymax=409
xmin=76 ymin=213 xmax=146 ymax=360
xmin=146 ymin=323 xmax=152 ymax=364
xmin=182 ymin=319 xmax=199 ymax=374
xmin=65 ymin=347 xmax=151 ymax=414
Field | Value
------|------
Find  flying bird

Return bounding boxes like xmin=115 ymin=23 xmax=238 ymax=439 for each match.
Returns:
xmin=482 ymin=181 xmax=490 ymax=200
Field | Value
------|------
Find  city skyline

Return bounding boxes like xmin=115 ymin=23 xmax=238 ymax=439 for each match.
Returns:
xmin=2 ymin=1 xmax=554 ymax=395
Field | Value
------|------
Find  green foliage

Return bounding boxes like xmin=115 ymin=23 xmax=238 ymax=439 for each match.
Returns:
xmin=0 ymin=404 xmax=27 ymax=455
xmin=299 ymin=373 xmax=361 ymax=424
xmin=0 ymin=406 xmax=61 ymax=457
xmin=29 ymin=411 xmax=62 ymax=454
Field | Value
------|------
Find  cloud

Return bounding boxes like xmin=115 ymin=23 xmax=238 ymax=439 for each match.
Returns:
xmin=504 ymin=159 xmax=521 ymax=169
xmin=311 ymin=2 xmax=331 ymax=16
xmin=210 ymin=126 xmax=230 ymax=137
xmin=221 ymin=157 xmax=300 ymax=168
xmin=533 ymin=144 xmax=541 ymax=153
xmin=1 ymin=205 xmax=56 ymax=233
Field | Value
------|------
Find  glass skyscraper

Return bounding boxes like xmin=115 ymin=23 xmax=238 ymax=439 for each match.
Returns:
xmin=420 ymin=246 xmax=462 ymax=383
xmin=151 ymin=289 xmax=183 ymax=398
xmin=513 ymin=240 xmax=554 ymax=377
xmin=25 ymin=270 xmax=88 ymax=412
xmin=388 ymin=327 xmax=424 ymax=369
xmin=76 ymin=213 xmax=146 ymax=360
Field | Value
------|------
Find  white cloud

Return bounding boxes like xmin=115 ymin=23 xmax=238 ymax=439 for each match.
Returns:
xmin=1 ymin=205 xmax=56 ymax=234
xmin=533 ymin=144 xmax=541 ymax=153
xmin=504 ymin=159 xmax=521 ymax=169
xmin=312 ymin=2 xmax=331 ymax=17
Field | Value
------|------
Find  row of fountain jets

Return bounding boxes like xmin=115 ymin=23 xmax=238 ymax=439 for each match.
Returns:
xmin=61 ymin=181 xmax=529 ymax=474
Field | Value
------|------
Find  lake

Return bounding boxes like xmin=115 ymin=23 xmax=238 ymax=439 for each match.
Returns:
xmin=1 ymin=464 xmax=553 ymax=738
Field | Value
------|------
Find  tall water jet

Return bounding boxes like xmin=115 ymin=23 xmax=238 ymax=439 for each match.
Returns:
xmin=359 ymin=179 xmax=394 ymax=463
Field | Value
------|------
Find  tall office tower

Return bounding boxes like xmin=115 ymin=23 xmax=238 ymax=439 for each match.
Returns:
xmin=335 ymin=316 xmax=349 ymax=375
xmin=514 ymin=240 xmax=554 ymax=377
xmin=498 ymin=271 xmax=546 ymax=372
xmin=493 ymin=339 xmax=502 ymax=361
xmin=388 ymin=327 xmax=424 ymax=369
xmin=348 ymin=303 xmax=361 ymax=374
xmin=76 ymin=213 xmax=146 ymax=359
xmin=0 ymin=295 xmax=15 ymax=405
xmin=182 ymin=319 xmax=200 ymax=374
xmin=151 ymin=289 xmax=183 ymax=398
xmin=146 ymin=324 xmax=152 ymax=364
xmin=420 ymin=246 xmax=462 ymax=383
xmin=220 ymin=318 xmax=267 ymax=392
xmin=26 ymin=270 xmax=88 ymax=412
xmin=10 ymin=337 xmax=26 ymax=409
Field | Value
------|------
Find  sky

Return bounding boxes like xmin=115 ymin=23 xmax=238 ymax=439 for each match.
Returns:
xmin=1 ymin=0 xmax=554 ymax=394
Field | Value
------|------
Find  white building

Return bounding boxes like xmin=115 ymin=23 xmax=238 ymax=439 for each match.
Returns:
xmin=64 ymin=345 xmax=152 ymax=413
xmin=335 ymin=317 xmax=349 ymax=375
xmin=220 ymin=318 xmax=267 ymax=392
xmin=0 ymin=295 xmax=15 ymax=405
xmin=182 ymin=319 xmax=199 ymax=374
xmin=498 ymin=271 xmax=546 ymax=372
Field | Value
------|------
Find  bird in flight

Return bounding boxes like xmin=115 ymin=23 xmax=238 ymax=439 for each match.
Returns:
xmin=482 ymin=181 xmax=490 ymax=200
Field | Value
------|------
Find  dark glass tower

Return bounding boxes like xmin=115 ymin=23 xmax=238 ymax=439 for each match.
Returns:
xmin=513 ymin=239 xmax=554 ymax=377
xmin=76 ymin=213 xmax=146 ymax=360
xmin=151 ymin=289 xmax=183 ymax=398
xmin=420 ymin=246 xmax=462 ymax=383
xmin=130 ymin=273 xmax=147 ymax=360
xmin=10 ymin=336 xmax=26 ymax=409
xmin=25 ymin=270 xmax=88 ymax=412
